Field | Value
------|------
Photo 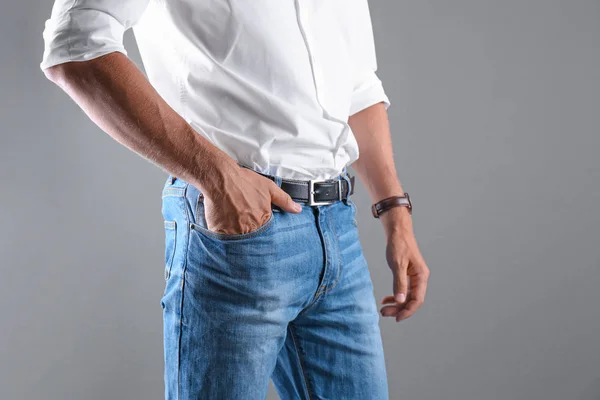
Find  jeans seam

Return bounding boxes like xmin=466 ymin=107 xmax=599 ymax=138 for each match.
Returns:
xmin=195 ymin=193 xmax=203 ymax=225
xmin=316 ymin=206 xmax=341 ymax=295
xmin=164 ymin=220 xmax=177 ymax=281
xmin=295 ymin=206 xmax=329 ymax=317
xmin=349 ymin=199 xmax=358 ymax=226
xmin=300 ymin=206 xmax=329 ymax=307
xmin=289 ymin=323 xmax=313 ymax=400
xmin=176 ymin=182 xmax=192 ymax=400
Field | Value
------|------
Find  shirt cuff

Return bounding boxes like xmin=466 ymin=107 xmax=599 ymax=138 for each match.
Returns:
xmin=40 ymin=8 xmax=128 ymax=70
xmin=348 ymin=71 xmax=391 ymax=116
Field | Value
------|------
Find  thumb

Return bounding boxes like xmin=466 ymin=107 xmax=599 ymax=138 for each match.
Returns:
xmin=393 ymin=261 xmax=409 ymax=304
xmin=269 ymin=184 xmax=303 ymax=213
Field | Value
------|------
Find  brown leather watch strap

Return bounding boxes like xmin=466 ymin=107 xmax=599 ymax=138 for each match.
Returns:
xmin=371 ymin=193 xmax=412 ymax=218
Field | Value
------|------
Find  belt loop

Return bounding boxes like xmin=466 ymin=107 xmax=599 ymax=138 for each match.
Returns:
xmin=340 ymin=166 xmax=352 ymax=205
xmin=272 ymin=174 xmax=284 ymax=212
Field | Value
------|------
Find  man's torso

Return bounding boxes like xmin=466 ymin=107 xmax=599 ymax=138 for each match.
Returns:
xmin=133 ymin=0 xmax=368 ymax=180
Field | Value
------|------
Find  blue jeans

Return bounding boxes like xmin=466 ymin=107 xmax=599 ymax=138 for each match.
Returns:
xmin=160 ymin=167 xmax=389 ymax=399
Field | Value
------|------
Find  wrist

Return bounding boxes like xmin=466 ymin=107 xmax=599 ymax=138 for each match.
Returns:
xmin=191 ymin=150 xmax=240 ymax=198
xmin=380 ymin=206 xmax=413 ymax=238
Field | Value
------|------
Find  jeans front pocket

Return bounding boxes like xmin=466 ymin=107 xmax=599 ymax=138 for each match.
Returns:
xmin=190 ymin=209 xmax=276 ymax=241
xmin=163 ymin=220 xmax=177 ymax=280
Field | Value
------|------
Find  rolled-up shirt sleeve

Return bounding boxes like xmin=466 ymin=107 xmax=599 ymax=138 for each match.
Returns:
xmin=347 ymin=1 xmax=391 ymax=116
xmin=40 ymin=0 xmax=149 ymax=70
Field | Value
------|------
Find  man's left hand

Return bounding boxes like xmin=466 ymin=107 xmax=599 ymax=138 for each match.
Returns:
xmin=378 ymin=207 xmax=430 ymax=322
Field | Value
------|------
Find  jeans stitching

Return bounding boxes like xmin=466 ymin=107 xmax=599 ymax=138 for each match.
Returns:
xmin=176 ymin=182 xmax=191 ymax=400
xmin=289 ymin=323 xmax=313 ymax=400
xmin=298 ymin=286 xmax=326 ymax=316
xmin=164 ymin=220 xmax=177 ymax=281
xmin=316 ymin=206 xmax=342 ymax=295
xmin=194 ymin=193 xmax=203 ymax=225
xmin=162 ymin=188 xmax=185 ymax=198
xmin=296 ymin=207 xmax=328 ymax=316
xmin=350 ymin=199 xmax=358 ymax=226
xmin=311 ymin=206 xmax=330 ymax=296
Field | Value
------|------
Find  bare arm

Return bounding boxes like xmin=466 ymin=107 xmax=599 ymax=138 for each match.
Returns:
xmin=43 ymin=51 xmax=235 ymax=195
xmin=349 ymin=102 xmax=430 ymax=321
xmin=349 ymin=102 xmax=408 ymax=235
xmin=43 ymin=51 xmax=301 ymax=234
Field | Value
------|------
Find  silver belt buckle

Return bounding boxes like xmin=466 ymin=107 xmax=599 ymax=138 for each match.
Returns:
xmin=307 ymin=179 xmax=343 ymax=206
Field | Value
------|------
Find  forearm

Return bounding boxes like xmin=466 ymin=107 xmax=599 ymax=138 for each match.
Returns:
xmin=43 ymin=51 xmax=237 ymax=197
xmin=348 ymin=102 xmax=412 ymax=236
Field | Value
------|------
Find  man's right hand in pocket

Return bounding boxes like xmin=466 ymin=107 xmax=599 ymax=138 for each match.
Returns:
xmin=202 ymin=165 xmax=303 ymax=236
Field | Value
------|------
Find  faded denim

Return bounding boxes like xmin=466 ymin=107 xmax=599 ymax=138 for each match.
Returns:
xmin=160 ymin=167 xmax=388 ymax=399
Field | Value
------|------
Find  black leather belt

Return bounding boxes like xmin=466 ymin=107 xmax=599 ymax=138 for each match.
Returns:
xmin=171 ymin=165 xmax=355 ymax=206
xmin=250 ymin=169 xmax=355 ymax=206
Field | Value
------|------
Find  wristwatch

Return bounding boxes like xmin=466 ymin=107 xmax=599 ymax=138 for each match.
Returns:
xmin=371 ymin=193 xmax=412 ymax=218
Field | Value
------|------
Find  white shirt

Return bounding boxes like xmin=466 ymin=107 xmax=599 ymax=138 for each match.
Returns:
xmin=41 ymin=0 xmax=391 ymax=180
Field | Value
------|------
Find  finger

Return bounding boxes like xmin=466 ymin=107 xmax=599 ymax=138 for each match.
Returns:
xmin=393 ymin=261 xmax=409 ymax=304
xmin=395 ymin=288 xmax=425 ymax=321
xmin=395 ymin=299 xmax=419 ymax=321
xmin=269 ymin=184 xmax=303 ymax=213
xmin=407 ymin=265 xmax=429 ymax=307
xmin=380 ymin=295 xmax=397 ymax=305
xmin=396 ymin=272 xmax=428 ymax=322
xmin=380 ymin=294 xmax=406 ymax=317
xmin=380 ymin=303 xmax=404 ymax=317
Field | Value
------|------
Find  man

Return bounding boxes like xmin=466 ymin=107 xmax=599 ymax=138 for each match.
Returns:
xmin=40 ymin=0 xmax=430 ymax=398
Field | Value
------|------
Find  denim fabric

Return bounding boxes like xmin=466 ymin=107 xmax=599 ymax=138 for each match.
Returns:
xmin=160 ymin=167 xmax=388 ymax=399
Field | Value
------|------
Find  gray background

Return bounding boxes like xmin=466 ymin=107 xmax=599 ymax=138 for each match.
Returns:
xmin=1 ymin=1 xmax=599 ymax=399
